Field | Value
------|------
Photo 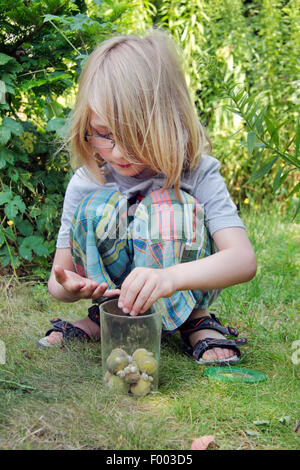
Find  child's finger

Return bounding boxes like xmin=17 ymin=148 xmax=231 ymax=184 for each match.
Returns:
xmin=104 ymin=288 xmax=121 ymax=297
xmin=91 ymin=286 xmax=120 ymax=300
xmin=119 ymin=278 xmax=146 ymax=313
xmin=78 ymin=279 xmax=99 ymax=296
xmin=91 ymin=283 xmax=109 ymax=299
xmin=129 ymin=283 xmax=156 ymax=316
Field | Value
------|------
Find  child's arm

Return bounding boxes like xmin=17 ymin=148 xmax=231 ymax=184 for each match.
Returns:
xmin=48 ymin=248 xmax=120 ymax=302
xmin=168 ymin=227 xmax=257 ymax=291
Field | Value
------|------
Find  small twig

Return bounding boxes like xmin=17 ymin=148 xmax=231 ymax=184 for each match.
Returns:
xmin=48 ymin=20 xmax=81 ymax=55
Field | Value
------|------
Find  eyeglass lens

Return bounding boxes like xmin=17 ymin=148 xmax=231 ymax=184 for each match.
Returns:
xmin=86 ymin=135 xmax=114 ymax=149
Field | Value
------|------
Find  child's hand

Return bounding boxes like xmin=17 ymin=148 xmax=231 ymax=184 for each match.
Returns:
xmin=117 ymin=267 xmax=175 ymax=316
xmin=54 ymin=265 xmax=121 ymax=300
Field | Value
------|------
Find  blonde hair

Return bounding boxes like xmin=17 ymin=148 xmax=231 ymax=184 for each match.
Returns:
xmin=68 ymin=29 xmax=212 ymax=200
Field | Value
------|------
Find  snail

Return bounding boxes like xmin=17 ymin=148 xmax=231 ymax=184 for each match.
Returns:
xmin=106 ymin=348 xmax=129 ymax=373
xmin=130 ymin=378 xmax=151 ymax=397
xmin=107 ymin=375 xmax=130 ymax=393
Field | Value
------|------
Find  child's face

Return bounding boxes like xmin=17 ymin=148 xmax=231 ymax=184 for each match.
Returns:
xmin=88 ymin=112 xmax=146 ymax=177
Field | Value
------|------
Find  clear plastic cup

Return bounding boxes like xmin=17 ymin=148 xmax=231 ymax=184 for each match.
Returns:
xmin=100 ymin=299 xmax=162 ymax=396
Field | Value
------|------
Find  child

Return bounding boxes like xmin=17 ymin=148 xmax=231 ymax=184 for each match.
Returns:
xmin=39 ymin=30 xmax=256 ymax=365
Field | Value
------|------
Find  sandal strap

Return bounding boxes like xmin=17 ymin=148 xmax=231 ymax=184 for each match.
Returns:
xmin=88 ymin=304 xmax=100 ymax=326
xmin=187 ymin=337 xmax=247 ymax=361
xmin=180 ymin=314 xmax=240 ymax=340
xmin=45 ymin=318 xmax=91 ymax=341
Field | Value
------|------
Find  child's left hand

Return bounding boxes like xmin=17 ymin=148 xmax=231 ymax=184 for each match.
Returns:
xmin=117 ymin=267 xmax=176 ymax=316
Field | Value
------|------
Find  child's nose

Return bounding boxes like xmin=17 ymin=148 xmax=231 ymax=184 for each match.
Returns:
xmin=112 ymin=144 xmax=124 ymax=160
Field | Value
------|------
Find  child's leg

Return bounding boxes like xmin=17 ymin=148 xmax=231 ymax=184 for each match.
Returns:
xmin=46 ymin=188 xmax=134 ymax=344
xmin=130 ymin=188 xmax=236 ymax=361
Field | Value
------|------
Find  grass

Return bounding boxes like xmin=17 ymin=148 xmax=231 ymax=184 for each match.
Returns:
xmin=0 ymin=203 xmax=299 ymax=450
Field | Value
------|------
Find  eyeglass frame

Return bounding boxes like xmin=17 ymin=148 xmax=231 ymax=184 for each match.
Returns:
xmin=84 ymin=131 xmax=116 ymax=150
xmin=84 ymin=131 xmax=145 ymax=166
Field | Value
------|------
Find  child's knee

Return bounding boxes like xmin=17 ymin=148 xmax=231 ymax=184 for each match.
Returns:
xmin=76 ymin=189 xmax=127 ymax=220
xmin=71 ymin=189 xmax=129 ymax=241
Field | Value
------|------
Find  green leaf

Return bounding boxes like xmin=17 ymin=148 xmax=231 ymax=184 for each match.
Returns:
xmin=287 ymin=181 xmax=300 ymax=199
xmin=29 ymin=206 xmax=41 ymax=217
xmin=5 ymin=226 xmax=16 ymax=242
xmin=247 ymin=103 xmax=261 ymax=126
xmin=8 ymin=167 xmax=20 ymax=183
xmin=251 ymin=149 xmax=264 ymax=175
xmin=0 ymin=230 xmax=5 ymax=247
xmin=225 ymin=128 xmax=243 ymax=141
xmin=4 ymin=202 xmax=18 ymax=219
xmin=0 ymin=191 xmax=12 ymax=205
xmin=43 ymin=14 xmax=70 ymax=25
xmin=265 ymin=115 xmax=279 ymax=147
xmin=247 ymin=131 xmax=256 ymax=156
xmin=46 ymin=118 xmax=67 ymax=136
xmin=226 ymin=106 xmax=240 ymax=114
xmin=248 ymin=156 xmax=278 ymax=182
xmin=273 ymin=165 xmax=291 ymax=194
xmin=0 ymin=249 xmax=10 ymax=267
xmin=18 ymin=235 xmax=49 ymax=260
xmin=253 ymin=105 xmax=268 ymax=135
xmin=2 ymin=117 xmax=23 ymax=136
xmin=21 ymin=73 xmax=72 ymax=92
xmin=0 ymin=53 xmax=11 ymax=65
xmin=0 ymin=55 xmax=22 ymax=72
xmin=33 ymin=242 xmax=49 ymax=257
xmin=0 ymin=245 xmax=20 ymax=268
xmin=0 ymin=126 xmax=11 ymax=145
xmin=69 ymin=14 xmax=94 ymax=31
xmin=3 ymin=196 xmax=26 ymax=219
xmin=0 ymin=148 xmax=15 ymax=168
xmin=19 ymin=238 xmax=33 ymax=261
xmin=18 ymin=220 xmax=34 ymax=237
xmin=292 ymin=197 xmax=300 ymax=221
xmin=12 ymin=196 xmax=26 ymax=214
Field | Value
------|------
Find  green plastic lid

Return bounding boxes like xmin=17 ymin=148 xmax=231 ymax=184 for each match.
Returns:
xmin=203 ymin=367 xmax=267 ymax=384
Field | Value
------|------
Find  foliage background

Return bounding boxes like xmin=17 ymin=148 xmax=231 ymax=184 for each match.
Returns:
xmin=0 ymin=0 xmax=299 ymax=277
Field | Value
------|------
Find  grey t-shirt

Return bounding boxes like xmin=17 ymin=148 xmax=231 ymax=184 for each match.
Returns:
xmin=56 ymin=154 xmax=245 ymax=248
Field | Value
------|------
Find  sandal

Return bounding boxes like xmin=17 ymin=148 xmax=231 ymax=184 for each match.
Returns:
xmin=37 ymin=304 xmax=100 ymax=348
xmin=179 ymin=314 xmax=247 ymax=365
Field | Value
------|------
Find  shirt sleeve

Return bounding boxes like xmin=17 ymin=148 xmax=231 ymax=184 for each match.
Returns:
xmin=193 ymin=155 xmax=245 ymax=236
xmin=56 ymin=168 xmax=102 ymax=248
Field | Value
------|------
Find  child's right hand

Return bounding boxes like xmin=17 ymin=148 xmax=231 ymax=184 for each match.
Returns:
xmin=53 ymin=265 xmax=121 ymax=300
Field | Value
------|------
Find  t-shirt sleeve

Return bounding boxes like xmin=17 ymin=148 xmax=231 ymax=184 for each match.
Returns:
xmin=56 ymin=168 xmax=102 ymax=249
xmin=193 ymin=155 xmax=245 ymax=236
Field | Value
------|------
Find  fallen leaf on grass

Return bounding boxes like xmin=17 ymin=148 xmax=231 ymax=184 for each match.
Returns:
xmin=191 ymin=435 xmax=215 ymax=450
xmin=279 ymin=416 xmax=291 ymax=425
xmin=245 ymin=430 xmax=259 ymax=437
xmin=253 ymin=420 xmax=270 ymax=426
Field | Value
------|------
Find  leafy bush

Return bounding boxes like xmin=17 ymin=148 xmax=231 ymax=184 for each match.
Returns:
xmin=0 ymin=0 xmax=117 ymax=276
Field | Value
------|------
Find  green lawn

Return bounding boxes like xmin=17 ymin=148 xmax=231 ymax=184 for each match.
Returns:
xmin=0 ymin=204 xmax=299 ymax=450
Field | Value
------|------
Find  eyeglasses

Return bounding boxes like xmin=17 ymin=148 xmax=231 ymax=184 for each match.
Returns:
xmin=84 ymin=131 xmax=115 ymax=150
